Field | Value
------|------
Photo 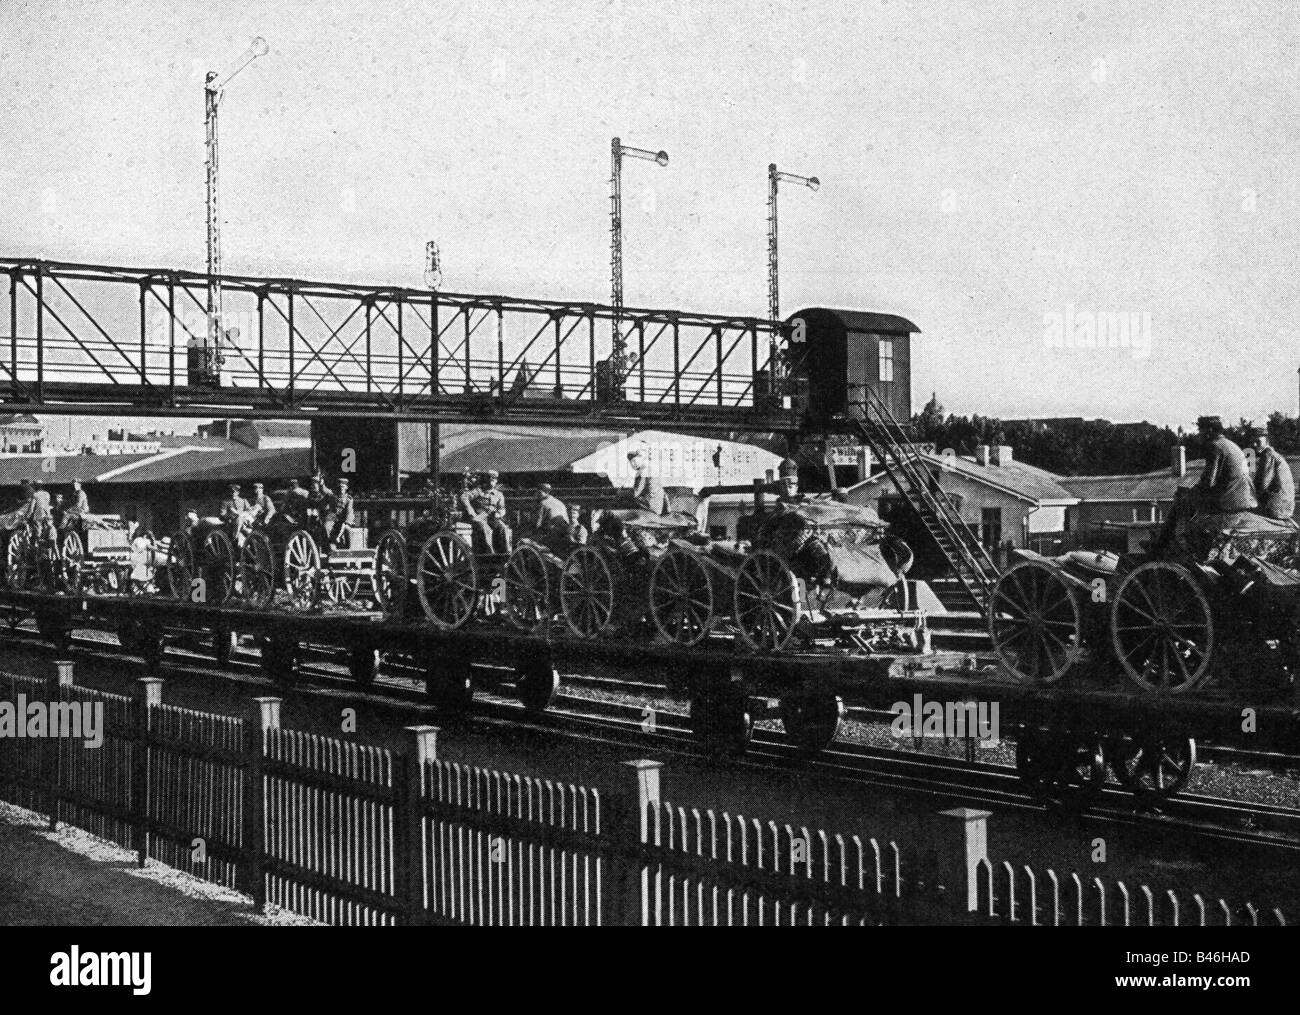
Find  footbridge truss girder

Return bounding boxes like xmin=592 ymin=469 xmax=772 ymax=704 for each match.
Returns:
xmin=1 ymin=258 xmax=796 ymax=432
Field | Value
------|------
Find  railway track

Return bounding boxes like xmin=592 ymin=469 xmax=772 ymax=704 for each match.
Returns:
xmin=6 ymin=619 xmax=1300 ymax=854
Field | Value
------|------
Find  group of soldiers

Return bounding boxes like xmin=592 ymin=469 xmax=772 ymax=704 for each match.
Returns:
xmin=1152 ymin=416 xmax=1295 ymax=554
xmin=2 ymin=478 xmax=92 ymax=539
xmin=204 ymin=473 xmax=356 ymax=549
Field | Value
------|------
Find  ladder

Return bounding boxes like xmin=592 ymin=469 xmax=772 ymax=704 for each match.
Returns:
xmin=847 ymin=390 xmax=1000 ymax=614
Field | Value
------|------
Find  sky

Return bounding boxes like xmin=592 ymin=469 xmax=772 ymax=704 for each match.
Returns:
xmin=3 ymin=0 xmax=1300 ymax=443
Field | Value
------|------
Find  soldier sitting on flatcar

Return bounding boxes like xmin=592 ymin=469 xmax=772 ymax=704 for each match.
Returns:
xmin=220 ymin=483 xmax=252 ymax=544
xmin=280 ymin=478 xmax=310 ymax=526
xmin=1251 ymin=425 xmax=1296 ymax=521
xmin=468 ymin=470 xmax=511 ymax=554
xmin=566 ymin=503 xmax=588 ymax=549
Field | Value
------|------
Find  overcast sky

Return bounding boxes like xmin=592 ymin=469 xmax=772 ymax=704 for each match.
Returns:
xmin=3 ymin=0 xmax=1299 ymax=439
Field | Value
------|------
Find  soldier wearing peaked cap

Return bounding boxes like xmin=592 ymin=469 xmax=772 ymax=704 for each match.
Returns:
xmin=1194 ymin=415 xmax=1256 ymax=513
xmin=776 ymin=458 xmax=805 ymax=506
xmin=1249 ymin=424 xmax=1295 ymax=521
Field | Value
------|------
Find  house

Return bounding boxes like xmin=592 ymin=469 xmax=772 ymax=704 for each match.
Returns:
xmin=839 ymin=444 xmax=1079 ymax=573
xmin=0 ymin=414 xmax=44 ymax=454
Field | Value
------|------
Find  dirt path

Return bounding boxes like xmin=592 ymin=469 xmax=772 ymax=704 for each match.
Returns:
xmin=0 ymin=801 xmax=315 ymax=926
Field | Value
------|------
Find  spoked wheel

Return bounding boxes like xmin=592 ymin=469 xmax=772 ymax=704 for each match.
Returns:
xmin=779 ymin=693 xmax=844 ymax=753
xmin=59 ymin=531 xmax=85 ymax=594
xmin=282 ymin=530 xmax=322 ymax=610
xmin=988 ymin=561 xmax=1083 ymax=684
xmin=1016 ymin=728 xmax=1108 ymax=806
xmin=6 ymin=528 xmax=34 ymax=590
xmin=503 ymin=544 xmax=553 ymax=633
xmin=166 ymin=530 xmax=194 ymax=602
xmin=416 ymin=532 xmax=480 ymax=630
xmin=649 ymin=545 xmax=716 ymax=647
xmin=202 ymin=529 xmax=237 ymax=605
xmin=238 ymin=531 xmax=275 ymax=608
xmin=733 ymin=550 xmax=802 ymax=653
xmin=373 ymin=530 xmax=408 ymax=619
xmin=1111 ymin=734 xmax=1197 ymax=802
xmin=514 ymin=657 xmax=560 ymax=712
xmin=559 ymin=546 xmax=615 ymax=639
xmin=689 ymin=683 xmax=753 ymax=758
xmin=1110 ymin=561 xmax=1214 ymax=694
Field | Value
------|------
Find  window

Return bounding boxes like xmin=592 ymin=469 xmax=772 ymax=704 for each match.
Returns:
xmin=878 ymin=338 xmax=894 ymax=383
xmin=980 ymin=507 xmax=1003 ymax=549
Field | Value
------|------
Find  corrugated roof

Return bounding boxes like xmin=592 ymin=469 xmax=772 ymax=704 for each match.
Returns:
xmin=0 ymin=454 xmax=159 ymax=486
xmin=94 ymin=446 xmax=314 ymax=485
xmin=440 ymin=434 xmax=623 ymax=475
xmin=858 ymin=452 xmax=1077 ymax=503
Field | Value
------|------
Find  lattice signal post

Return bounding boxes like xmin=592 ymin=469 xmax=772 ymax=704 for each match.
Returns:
xmin=203 ymin=37 xmax=269 ymax=386
xmin=609 ymin=139 xmax=669 ymax=397
xmin=767 ymin=164 xmax=819 ymax=380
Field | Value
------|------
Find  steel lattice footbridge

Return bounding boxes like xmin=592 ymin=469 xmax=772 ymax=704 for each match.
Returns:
xmin=0 ymin=257 xmax=794 ymax=432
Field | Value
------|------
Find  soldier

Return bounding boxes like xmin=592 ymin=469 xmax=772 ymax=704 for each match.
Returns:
xmin=16 ymin=479 xmax=52 ymax=535
xmin=455 ymin=470 xmax=480 ymax=526
xmin=307 ymin=476 xmax=337 ymax=532
xmin=566 ymin=503 xmax=588 ymax=548
xmin=281 ymin=479 xmax=310 ymax=526
xmin=220 ymin=483 xmax=252 ymax=544
xmin=1194 ymin=416 xmax=1256 ymax=513
xmin=70 ymin=478 xmax=90 ymax=516
xmin=248 ymin=481 xmax=277 ymax=526
xmin=626 ymin=441 xmax=668 ymax=515
xmin=1250 ymin=425 xmax=1295 ymax=521
xmin=775 ymin=458 xmax=806 ymax=506
xmin=51 ymin=493 xmax=66 ymax=532
xmin=329 ymin=477 xmax=355 ymax=549
xmin=469 ymin=470 xmax=511 ymax=554
xmin=533 ymin=483 xmax=568 ymax=538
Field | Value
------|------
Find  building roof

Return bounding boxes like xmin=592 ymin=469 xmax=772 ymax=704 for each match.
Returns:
xmin=440 ymin=434 xmax=623 ymax=476
xmin=0 ymin=414 xmax=42 ymax=429
xmin=93 ymin=445 xmax=313 ymax=485
xmin=0 ymin=454 xmax=160 ymax=486
xmin=789 ymin=307 xmax=921 ymax=334
xmin=857 ymin=452 xmax=1078 ymax=504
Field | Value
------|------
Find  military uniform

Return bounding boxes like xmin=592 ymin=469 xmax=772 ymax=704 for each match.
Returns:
xmin=1255 ymin=445 xmax=1296 ymax=520
xmin=1198 ymin=434 xmax=1257 ymax=512
xmin=470 ymin=482 xmax=511 ymax=554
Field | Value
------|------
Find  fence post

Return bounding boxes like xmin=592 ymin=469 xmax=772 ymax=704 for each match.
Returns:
xmin=400 ymin=726 xmax=439 ymax=926
xmin=243 ymin=696 xmax=281 ymax=911
xmin=933 ymin=807 xmax=991 ymax=918
xmin=131 ymin=676 xmax=163 ymax=867
xmin=43 ymin=660 xmax=75 ymax=829
xmin=615 ymin=759 xmax=662 ymax=927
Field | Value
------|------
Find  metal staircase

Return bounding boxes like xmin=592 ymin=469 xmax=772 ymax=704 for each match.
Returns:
xmin=847 ymin=391 xmax=1000 ymax=614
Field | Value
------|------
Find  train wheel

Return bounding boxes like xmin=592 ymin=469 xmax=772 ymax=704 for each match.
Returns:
xmin=373 ymin=530 xmax=408 ymax=619
xmin=733 ymin=550 xmax=802 ymax=653
xmin=59 ymin=531 xmax=85 ymax=594
xmin=1110 ymin=562 xmax=1214 ymax=694
xmin=649 ymin=545 xmax=715 ymax=647
xmin=238 ymin=531 xmax=275 ymax=608
xmin=559 ymin=546 xmax=615 ymax=638
xmin=166 ymin=530 xmax=194 ymax=602
xmin=349 ymin=644 xmax=380 ymax=686
xmin=283 ymin=530 xmax=322 ymax=610
xmin=260 ymin=634 xmax=298 ymax=686
xmin=426 ymin=657 xmax=474 ymax=711
xmin=416 ymin=532 xmax=479 ymax=630
xmin=689 ymin=684 xmax=753 ymax=758
xmin=515 ymin=657 xmax=559 ymax=712
xmin=1016 ymin=728 xmax=1107 ymax=806
xmin=213 ymin=625 xmax=237 ymax=669
xmin=1112 ymin=734 xmax=1197 ymax=802
xmin=203 ymin=529 xmax=237 ymax=605
xmin=5 ymin=528 xmax=31 ymax=590
xmin=35 ymin=609 xmax=71 ymax=651
xmin=779 ymin=693 xmax=844 ymax=753
xmin=988 ymin=560 xmax=1083 ymax=684
xmin=503 ymin=544 xmax=552 ymax=633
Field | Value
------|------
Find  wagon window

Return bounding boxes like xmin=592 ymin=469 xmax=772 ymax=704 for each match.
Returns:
xmin=878 ymin=339 xmax=894 ymax=383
